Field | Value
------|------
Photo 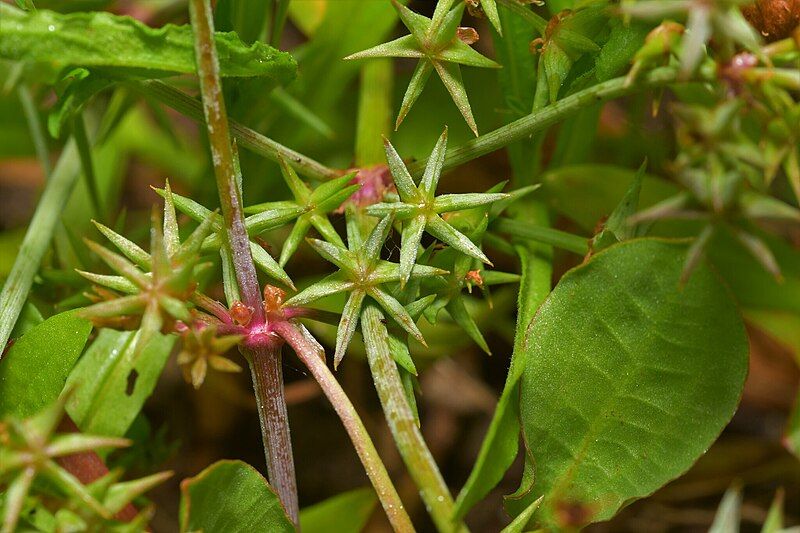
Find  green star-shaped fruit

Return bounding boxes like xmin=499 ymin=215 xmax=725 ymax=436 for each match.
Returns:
xmin=366 ymin=129 xmax=507 ymax=286
xmin=244 ymin=157 xmax=359 ymax=267
xmin=0 ymin=397 xmax=130 ymax=532
xmin=345 ymin=0 xmax=500 ymax=135
xmin=283 ymin=215 xmax=446 ymax=367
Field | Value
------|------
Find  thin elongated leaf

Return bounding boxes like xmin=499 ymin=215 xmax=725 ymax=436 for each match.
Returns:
xmin=299 ymin=488 xmax=377 ymax=533
xmin=709 ymin=485 xmax=742 ymax=533
xmin=507 ymin=239 xmax=748 ymax=528
xmin=65 ymin=329 xmax=175 ymax=437
xmin=179 ymin=460 xmax=294 ymax=533
xmin=427 ymin=214 xmax=491 ymax=264
xmin=334 ymin=290 xmax=366 ymax=368
xmin=0 ymin=311 xmax=92 ymax=419
xmin=0 ymin=4 xmax=296 ymax=82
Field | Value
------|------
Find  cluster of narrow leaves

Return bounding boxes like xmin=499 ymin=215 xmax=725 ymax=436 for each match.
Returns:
xmin=285 ymin=129 xmax=519 ymax=368
xmin=346 ymin=0 xmax=499 ymax=135
xmin=0 ymin=397 xmax=170 ymax=533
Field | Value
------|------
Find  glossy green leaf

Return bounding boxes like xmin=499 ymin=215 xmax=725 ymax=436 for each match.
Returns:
xmin=65 ymin=329 xmax=175 ymax=437
xmin=0 ymin=311 xmax=91 ymax=419
xmin=0 ymin=4 xmax=296 ymax=82
xmin=508 ymin=239 xmax=748 ymax=528
xmin=179 ymin=460 xmax=294 ymax=533
xmin=299 ymin=488 xmax=376 ymax=533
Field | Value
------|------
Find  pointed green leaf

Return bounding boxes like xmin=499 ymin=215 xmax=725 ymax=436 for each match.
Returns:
xmin=396 ymin=60 xmax=434 ymax=129
xmin=427 ymin=215 xmax=491 ymax=264
xmin=420 ymin=128 xmax=448 ymax=197
xmin=367 ymin=287 xmax=425 ymax=346
xmin=306 ymin=239 xmax=354 ymax=270
xmin=709 ymin=485 xmax=742 ymax=533
xmin=344 ymin=34 xmax=423 ymax=60
xmin=434 ymin=193 xmax=508 ymax=213
xmin=284 ymin=273 xmax=355 ymax=307
xmin=399 ymin=215 xmax=427 ymax=285
xmin=384 ymin=138 xmax=421 ymax=201
xmin=334 ymin=290 xmax=366 ymax=368
xmin=446 ymin=297 xmax=490 ymax=355
xmin=432 ymin=60 xmax=478 ymax=136
xmin=92 ymin=221 xmax=150 ymax=269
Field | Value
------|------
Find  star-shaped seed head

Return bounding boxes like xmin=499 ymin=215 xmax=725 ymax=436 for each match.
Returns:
xmin=244 ymin=157 xmax=359 ymax=267
xmin=284 ymin=215 xmax=447 ymax=367
xmin=176 ymin=320 xmax=243 ymax=389
xmin=345 ymin=0 xmax=500 ymax=135
xmin=623 ymin=0 xmax=762 ymax=76
xmin=0 ymin=397 xmax=131 ymax=532
xmin=78 ymin=184 xmax=216 ymax=354
xmin=155 ymin=185 xmax=299 ymax=290
xmin=366 ymin=129 xmax=507 ymax=286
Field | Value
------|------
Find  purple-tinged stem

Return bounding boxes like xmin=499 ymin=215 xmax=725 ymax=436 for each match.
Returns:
xmin=188 ymin=0 xmax=263 ymax=323
xmin=189 ymin=0 xmax=297 ymax=522
xmin=272 ymin=321 xmax=415 ymax=533
xmin=246 ymin=343 xmax=299 ymax=526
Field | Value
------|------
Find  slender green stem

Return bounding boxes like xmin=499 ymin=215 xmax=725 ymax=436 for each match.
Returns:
xmin=273 ymin=321 xmax=415 ymax=533
xmin=493 ymin=218 xmax=589 ymax=255
xmin=190 ymin=0 xmax=262 ymax=319
xmin=17 ymin=85 xmax=51 ymax=177
xmin=246 ymin=344 xmax=299 ymax=526
xmin=0 ymin=140 xmax=81 ymax=354
xmin=135 ymin=80 xmax=340 ymax=181
xmin=73 ymin=114 xmax=103 ymax=218
xmin=189 ymin=0 xmax=299 ymax=523
xmin=361 ymin=304 xmax=467 ymax=533
xmin=406 ymin=67 xmax=681 ymax=176
xmin=356 ymin=59 xmax=393 ymax=167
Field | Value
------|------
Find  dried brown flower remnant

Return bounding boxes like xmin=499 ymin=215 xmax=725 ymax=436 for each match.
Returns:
xmin=742 ymin=0 xmax=800 ymax=41
xmin=457 ymin=27 xmax=480 ymax=45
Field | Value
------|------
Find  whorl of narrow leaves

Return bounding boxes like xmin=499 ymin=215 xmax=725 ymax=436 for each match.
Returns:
xmin=0 ymin=3 xmax=297 ymax=82
xmin=284 ymin=215 xmax=447 ymax=367
xmin=369 ymin=129 xmax=507 ymax=286
xmin=0 ymin=397 xmax=131 ymax=532
xmin=345 ymin=0 xmax=499 ymax=135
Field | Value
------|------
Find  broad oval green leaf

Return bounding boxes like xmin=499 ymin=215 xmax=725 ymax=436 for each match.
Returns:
xmin=0 ymin=310 xmax=92 ymax=419
xmin=65 ymin=329 xmax=174 ymax=437
xmin=179 ymin=460 xmax=294 ymax=533
xmin=0 ymin=4 xmax=296 ymax=81
xmin=508 ymin=239 xmax=748 ymax=528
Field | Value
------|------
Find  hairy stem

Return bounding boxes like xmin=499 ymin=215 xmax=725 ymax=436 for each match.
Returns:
xmin=135 ymin=80 xmax=340 ymax=181
xmin=273 ymin=321 xmax=415 ymax=533
xmin=407 ymin=67 xmax=681 ymax=176
xmin=361 ymin=304 xmax=467 ymax=533
xmin=190 ymin=0 xmax=299 ymax=520
xmin=246 ymin=344 xmax=299 ymax=526
xmin=189 ymin=0 xmax=263 ymax=321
